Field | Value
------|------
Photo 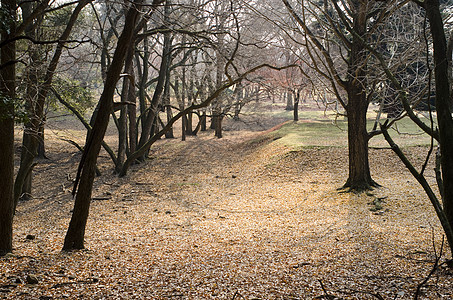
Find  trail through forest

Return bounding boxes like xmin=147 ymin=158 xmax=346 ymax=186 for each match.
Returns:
xmin=2 ymin=112 xmax=453 ymax=299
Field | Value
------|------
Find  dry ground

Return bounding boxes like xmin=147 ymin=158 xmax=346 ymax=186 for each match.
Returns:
xmin=1 ymin=110 xmax=453 ymax=299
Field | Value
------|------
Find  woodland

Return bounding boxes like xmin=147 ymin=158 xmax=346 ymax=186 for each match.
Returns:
xmin=1 ymin=0 xmax=453 ymax=299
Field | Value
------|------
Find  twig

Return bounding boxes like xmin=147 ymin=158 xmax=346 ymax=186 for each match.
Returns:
xmin=332 ymin=288 xmax=384 ymax=300
xmin=317 ymin=280 xmax=336 ymax=299
xmin=414 ymin=236 xmax=444 ymax=299
xmin=91 ymin=196 xmax=112 ymax=201
xmin=232 ymin=290 xmax=245 ymax=300
xmin=51 ymin=277 xmax=99 ymax=288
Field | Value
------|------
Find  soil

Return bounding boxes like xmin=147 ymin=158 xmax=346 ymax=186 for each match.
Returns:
xmin=1 ymin=105 xmax=453 ymax=299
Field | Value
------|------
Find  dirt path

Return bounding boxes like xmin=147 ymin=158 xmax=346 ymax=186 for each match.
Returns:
xmin=2 ymin=121 xmax=453 ymax=299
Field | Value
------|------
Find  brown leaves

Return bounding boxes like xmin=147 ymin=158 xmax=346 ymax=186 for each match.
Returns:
xmin=2 ymin=122 xmax=452 ymax=299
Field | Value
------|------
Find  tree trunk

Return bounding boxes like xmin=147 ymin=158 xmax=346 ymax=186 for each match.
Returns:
xmin=137 ymin=27 xmax=149 ymax=135
xmin=116 ymin=47 xmax=134 ymax=173
xmin=255 ymin=85 xmax=260 ymax=102
xmin=425 ymin=0 xmax=453 ymax=234
xmin=17 ymin=3 xmax=43 ymax=201
xmin=165 ymin=107 xmax=174 ymax=138
xmin=344 ymin=86 xmax=374 ymax=190
xmin=181 ymin=115 xmax=186 ymax=141
xmin=293 ymin=90 xmax=299 ymax=121
xmin=37 ymin=123 xmax=46 ymax=159
xmin=185 ymin=78 xmax=194 ymax=135
xmin=212 ymin=3 xmax=226 ymax=138
xmin=285 ymin=91 xmax=293 ymax=110
xmin=214 ymin=114 xmax=223 ymax=138
xmin=137 ymin=11 xmax=171 ymax=157
xmin=63 ymin=0 xmax=144 ymax=250
xmin=163 ymin=38 xmax=174 ymax=139
xmin=128 ymin=77 xmax=137 ymax=155
xmin=199 ymin=86 xmax=207 ymax=131
xmin=281 ymin=0 xmax=375 ymax=192
xmin=343 ymin=0 xmax=375 ymax=191
xmin=200 ymin=111 xmax=207 ymax=131
xmin=233 ymin=82 xmax=243 ymax=120
xmin=0 ymin=0 xmax=16 ymax=256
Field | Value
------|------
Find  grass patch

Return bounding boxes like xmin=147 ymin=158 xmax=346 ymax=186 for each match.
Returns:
xmin=256 ymin=110 xmax=434 ymax=149
xmin=270 ymin=120 xmax=348 ymax=148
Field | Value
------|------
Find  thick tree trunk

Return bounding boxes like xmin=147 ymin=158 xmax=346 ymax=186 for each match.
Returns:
xmin=344 ymin=86 xmax=374 ymax=190
xmin=0 ymin=0 xmax=16 ymax=256
xmin=214 ymin=113 xmax=223 ymax=138
xmin=165 ymin=106 xmax=174 ymax=138
xmin=37 ymin=123 xmax=46 ymax=158
xmin=343 ymin=0 xmax=376 ymax=191
xmin=0 ymin=113 xmax=15 ymax=256
xmin=285 ymin=91 xmax=293 ymax=111
xmin=63 ymin=0 xmax=144 ymax=250
xmin=425 ymin=0 xmax=453 ymax=235
xmin=200 ymin=111 xmax=207 ymax=131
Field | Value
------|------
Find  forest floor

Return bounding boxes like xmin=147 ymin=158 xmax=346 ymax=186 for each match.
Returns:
xmin=1 ymin=103 xmax=453 ymax=299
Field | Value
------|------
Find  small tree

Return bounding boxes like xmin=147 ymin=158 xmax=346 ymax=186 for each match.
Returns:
xmin=63 ymin=0 xmax=157 ymax=250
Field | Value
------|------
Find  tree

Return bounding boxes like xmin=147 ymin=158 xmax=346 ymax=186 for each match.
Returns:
xmin=279 ymin=0 xmax=406 ymax=190
xmin=422 ymin=0 xmax=453 ymax=241
xmin=63 ymin=0 xmax=160 ymax=250
xmin=14 ymin=0 xmax=91 ymax=210
xmin=354 ymin=0 xmax=453 ymax=254
xmin=0 ymin=0 xmax=16 ymax=256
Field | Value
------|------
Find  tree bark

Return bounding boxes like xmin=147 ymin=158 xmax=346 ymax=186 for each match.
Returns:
xmin=233 ymin=82 xmax=243 ymax=120
xmin=293 ymin=90 xmax=299 ymax=122
xmin=285 ymin=91 xmax=293 ymax=111
xmin=128 ymin=74 xmax=137 ymax=155
xmin=342 ymin=0 xmax=376 ymax=191
xmin=163 ymin=31 xmax=174 ymax=139
xmin=424 ymin=0 xmax=453 ymax=234
xmin=63 ymin=0 xmax=145 ymax=250
xmin=344 ymin=85 xmax=374 ymax=190
xmin=214 ymin=114 xmax=223 ymax=138
xmin=137 ymin=12 xmax=171 ymax=157
xmin=116 ymin=46 xmax=134 ymax=173
xmin=185 ymin=77 xmax=194 ymax=135
xmin=0 ymin=0 xmax=16 ymax=256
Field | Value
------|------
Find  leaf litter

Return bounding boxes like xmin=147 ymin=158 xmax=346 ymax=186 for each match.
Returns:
xmin=1 ymin=116 xmax=453 ymax=299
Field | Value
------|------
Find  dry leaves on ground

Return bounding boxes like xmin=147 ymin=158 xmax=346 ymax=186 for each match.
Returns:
xmin=1 ymin=118 xmax=452 ymax=299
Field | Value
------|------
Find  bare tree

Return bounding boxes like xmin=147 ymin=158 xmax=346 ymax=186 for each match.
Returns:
xmin=14 ymin=0 xmax=92 ymax=211
xmin=379 ymin=0 xmax=453 ymax=254
xmin=64 ymin=0 xmax=164 ymax=250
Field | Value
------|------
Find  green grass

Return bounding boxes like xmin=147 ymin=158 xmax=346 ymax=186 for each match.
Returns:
xmin=262 ymin=110 xmax=435 ymax=149
xmin=275 ymin=120 xmax=347 ymax=148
